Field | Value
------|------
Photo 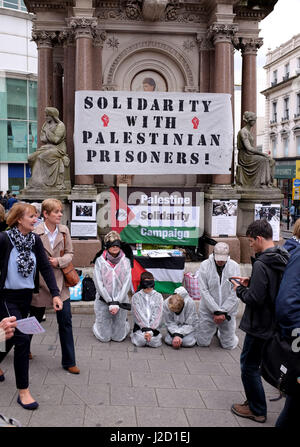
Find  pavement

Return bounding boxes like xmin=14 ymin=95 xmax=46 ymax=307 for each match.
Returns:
xmin=0 ymin=311 xmax=285 ymax=428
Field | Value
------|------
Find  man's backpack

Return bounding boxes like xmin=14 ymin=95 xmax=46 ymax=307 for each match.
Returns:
xmin=82 ymin=274 xmax=96 ymax=301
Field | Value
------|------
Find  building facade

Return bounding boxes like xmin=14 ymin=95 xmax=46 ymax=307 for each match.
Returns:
xmin=262 ymin=32 xmax=300 ymax=208
xmin=0 ymin=0 xmax=38 ymax=193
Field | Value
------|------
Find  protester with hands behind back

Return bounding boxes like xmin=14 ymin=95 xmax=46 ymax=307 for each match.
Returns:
xmin=30 ymin=199 xmax=80 ymax=374
xmin=0 ymin=202 xmax=62 ymax=410
xmin=230 ymin=219 xmax=289 ymax=423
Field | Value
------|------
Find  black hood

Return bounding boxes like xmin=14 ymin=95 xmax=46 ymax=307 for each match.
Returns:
xmin=254 ymin=245 xmax=289 ymax=272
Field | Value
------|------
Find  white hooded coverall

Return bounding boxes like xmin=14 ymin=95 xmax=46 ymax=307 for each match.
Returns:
xmin=163 ymin=287 xmax=199 ymax=347
xmin=93 ymin=251 xmax=131 ymax=342
xmin=197 ymin=254 xmax=240 ymax=349
xmin=130 ymin=289 xmax=163 ymax=347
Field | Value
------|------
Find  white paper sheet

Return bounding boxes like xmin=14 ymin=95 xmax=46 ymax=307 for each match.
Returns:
xmin=16 ymin=317 xmax=45 ymax=335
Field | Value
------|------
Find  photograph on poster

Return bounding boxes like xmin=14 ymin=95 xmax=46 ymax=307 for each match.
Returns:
xmin=72 ymin=202 xmax=96 ymax=221
xmin=211 ymin=200 xmax=238 ymax=237
xmin=254 ymin=204 xmax=280 ymax=241
xmin=71 ymin=222 xmax=98 ymax=238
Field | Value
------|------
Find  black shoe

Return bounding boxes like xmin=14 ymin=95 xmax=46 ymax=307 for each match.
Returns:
xmin=17 ymin=395 xmax=39 ymax=411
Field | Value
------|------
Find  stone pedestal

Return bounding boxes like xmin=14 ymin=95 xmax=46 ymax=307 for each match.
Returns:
xmin=72 ymin=239 xmax=102 ymax=267
xmin=236 ymin=186 xmax=284 ymax=262
xmin=204 ymin=184 xmax=242 ymax=262
xmin=68 ymin=184 xmax=98 ymax=201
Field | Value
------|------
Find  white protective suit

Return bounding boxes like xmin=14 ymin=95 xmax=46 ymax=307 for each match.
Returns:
xmin=130 ymin=289 xmax=163 ymax=347
xmin=93 ymin=251 xmax=131 ymax=342
xmin=163 ymin=287 xmax=199 ymax=347
xmin=197 ymin=254 xmax=240 ymax=349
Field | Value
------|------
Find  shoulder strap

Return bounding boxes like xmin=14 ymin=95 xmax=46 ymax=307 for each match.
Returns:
xmin=60 ymin=232 xmax=66 ymax=257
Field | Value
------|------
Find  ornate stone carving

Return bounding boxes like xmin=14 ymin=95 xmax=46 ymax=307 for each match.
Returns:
xmin=93 ymin=30 xmax=107 ymax=47
xmin=67 ymin=17 xmax=98 ymax=39
xmin=182 ymin=39 xmax=196 ymax=52
xmin=235 ymin=37 xmax=264 ymax=54
xmin=106 ymin=36 xmax=120 ymax=50
xmin=196 ymin=34 xmax=214 ymax=51
xmin=31 ymin=30 xmax=57 ymax=48
xmin=106 ymin=40 xmax=194 ymax=89
xmin=125 ymin=0 xmax=142 ymax=20
xmin=208 ymin=23 xmax=239 ymax=44
xmin=58 ymin=29 xmax=75 ymax=47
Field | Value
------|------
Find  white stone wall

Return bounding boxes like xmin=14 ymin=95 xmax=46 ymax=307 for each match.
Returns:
xmin=263 ymin=33 xmax=300 ymax=159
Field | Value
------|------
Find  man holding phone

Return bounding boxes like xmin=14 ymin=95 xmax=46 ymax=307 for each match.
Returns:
xmin=230 ymin=219 xmax=289 ymax=423
xmin=196 ymin=242 xmax=240 ymax=350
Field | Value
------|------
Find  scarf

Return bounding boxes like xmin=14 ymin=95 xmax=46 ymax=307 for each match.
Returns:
xmin=106 ymin=249 xmax=123 ymax=266
xmin=8 ymin=226 xmax=35 ymax=277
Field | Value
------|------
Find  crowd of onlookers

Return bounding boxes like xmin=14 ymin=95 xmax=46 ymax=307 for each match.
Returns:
xmin=0 ymin=198 xmax=300 ymax=427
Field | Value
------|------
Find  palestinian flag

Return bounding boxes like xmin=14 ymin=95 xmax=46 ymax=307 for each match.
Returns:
xmin=132 ymin=256 xmax=185 ymax=295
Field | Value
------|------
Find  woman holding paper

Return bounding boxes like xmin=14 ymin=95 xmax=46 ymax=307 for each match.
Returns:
xmin=0 ymin=202 xmax=62 ymax=410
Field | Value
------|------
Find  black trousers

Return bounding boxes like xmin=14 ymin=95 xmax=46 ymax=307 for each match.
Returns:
xmin=30 ymin=298 xmax=76 ymax=368
xmin=0 ymin=289 xmax=33 ymax=389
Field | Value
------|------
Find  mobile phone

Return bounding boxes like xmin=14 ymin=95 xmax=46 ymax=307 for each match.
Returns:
xmin=228 ymin=277 xmax=241 ymax=285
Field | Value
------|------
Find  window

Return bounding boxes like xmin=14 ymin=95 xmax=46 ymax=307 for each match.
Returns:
xmin=283 ymin=138 xmax=289 ymax=157
xmin=272 ymin=102 xmax=277 ymax=122
xmin=296 ymin=93 xmax=300 ymax=117
xmin=272 ymin=139 xmax=277 ymax=158
xmin=284 ymin=97 xmax=289 ymax=120
xmin=272 ymin=70 xmax=277 ymax=86
xmin=284 ymin=63 xmax=290 ymax=80
xmin=0 ymin=77 xmax=37 ymax=162
xmin=297 ymin=136 xmax=300 ymax=156
xmin=1 ymin=0 xmax=27 ymax=11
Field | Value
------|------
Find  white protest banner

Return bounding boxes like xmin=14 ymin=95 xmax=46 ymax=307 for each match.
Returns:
xmin=74 ymin=91 xmax=233 ymax=175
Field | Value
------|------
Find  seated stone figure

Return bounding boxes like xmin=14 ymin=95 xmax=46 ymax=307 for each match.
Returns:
xmin=236 ymin=111 xmax=275 ymax=188
xmin=27 ymin=107 xmax=70 ymax=190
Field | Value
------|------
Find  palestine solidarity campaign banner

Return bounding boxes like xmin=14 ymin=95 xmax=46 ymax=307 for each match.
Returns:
xmin=74 ymin=91 xmax=233 ymax=175
xmin=110 ymin=187 xmax=204 ymax=247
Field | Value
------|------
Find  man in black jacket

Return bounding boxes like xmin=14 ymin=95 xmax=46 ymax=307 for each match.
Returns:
xmin=230 ymin=220 xmax=289 ymax=423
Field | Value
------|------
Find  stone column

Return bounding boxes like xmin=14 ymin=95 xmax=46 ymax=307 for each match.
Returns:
xmin=32 ymin=30 xmax=56 ymax=147
xmin=239 ymin=37 xmax=263 ymax=143
xmin=93 ymin=30 xmax=106 ymax=184
xmin=68 ymin=17 xmax=97 ymax=187
xmin=196 ymin=35 xmax=212 ymax=93
xmin=209 ymin=23 xmax=238 ymax=185
xmin=93 ymin=30 xmax=106 ymax=90
xmin=61 ymin=30 xmax=76 ymax=186
xmin=53 ymin=62 xmax=63 ymax=119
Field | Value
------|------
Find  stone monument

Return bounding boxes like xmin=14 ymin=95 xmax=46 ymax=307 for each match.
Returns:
xmin=26 ymin=107 xmax=71 ymax=194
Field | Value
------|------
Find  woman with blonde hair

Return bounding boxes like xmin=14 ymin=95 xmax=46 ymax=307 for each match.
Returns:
xmin=0 ymin=203 xmax=7 ymax=232
xmin=30 ymin=198 xmax=80 ymax=374
xmin=0 ymin=202 xmax=62 ymax=410
xmin=283 ymin=217 xmax=300 ymax=255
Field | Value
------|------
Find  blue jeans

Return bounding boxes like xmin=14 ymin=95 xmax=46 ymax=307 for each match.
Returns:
xmin=276 ymin=395 xmax=300 ymax=428
xmin=30 ymin=298 xmax=76 ymax=368
xmin=240 ymin=333 xmax=267 ymax=417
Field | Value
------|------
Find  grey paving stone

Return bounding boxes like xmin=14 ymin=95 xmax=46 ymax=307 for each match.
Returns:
xmin=199 ymin=390 xmax=245 ymax=410
xmin=172 ymin=373 xmax=217 ymax=390
xmin=61 ymin=383 xmax=110 ymax=406
xmin=92 ymin=349 xmax=128 ymax=360
xmin=148 ymin=359 xmax=189 ymax=374
xmin=185 ymin=360 xmax=227 ymax=375
xmin=84 ymin=405 xmax=137 ymax=427
xmin=89 ymin=369 xmax=131 ymax=386
xmin=10 ymin=384 xmax=65 ymax=406
xmin=156 ymin=388 xmax=205 ymax=408
xmin=132 ymin=372 xmax=175 ymax=388
xmin=28 ymin=344 xmax=58 ymax=357
xmin=136 ymin=406 xmax=189 ymax=427
xmin=211 ymin=374 xmax=245 ymax=391
xmin=128 ymin=346 xmax=164 ymax=360
xmin=111 ymin=358 xmax=150 ymax=372
xmin=197 ymin=349 xmax=237 ymax=363
xmin=111 ymin=385 xmax=157 ymax=406
xmin=185 ymin=408 xmax=240 ymax=427
xmin=43 ymin=367 xmax=90 ymax=385
xmin=161 ymin=347 xmax=200 ymax=361
xmin=28 ymin=404 xmax=85 ymax=427
xmin=220 ymin=362 xmax=241 ymax=376
xmin=0 ymin=386 xmax=17 ymax=406
xmin=0 ymin=405 xmax=32 ymax=427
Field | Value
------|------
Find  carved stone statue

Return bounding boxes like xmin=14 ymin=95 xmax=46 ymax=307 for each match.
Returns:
xmin=236 ymin=111 xmax=275 ymax=188
xmin=27 ymin=107 xmax=70 ymax=191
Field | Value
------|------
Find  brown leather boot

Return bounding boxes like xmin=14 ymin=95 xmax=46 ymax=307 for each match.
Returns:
xmin=64 ymin=366 xmax=80 ymax=374
xmin=231 ymin=401 xmax=266 ymax=423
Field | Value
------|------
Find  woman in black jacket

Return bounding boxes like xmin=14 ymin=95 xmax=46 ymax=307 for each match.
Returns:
xmin=0 ymin=203 xmax=62 ymax=410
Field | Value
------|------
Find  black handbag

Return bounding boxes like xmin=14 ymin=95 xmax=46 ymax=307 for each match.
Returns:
xmin=261 ymin=331 xmax=300 ymax=397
